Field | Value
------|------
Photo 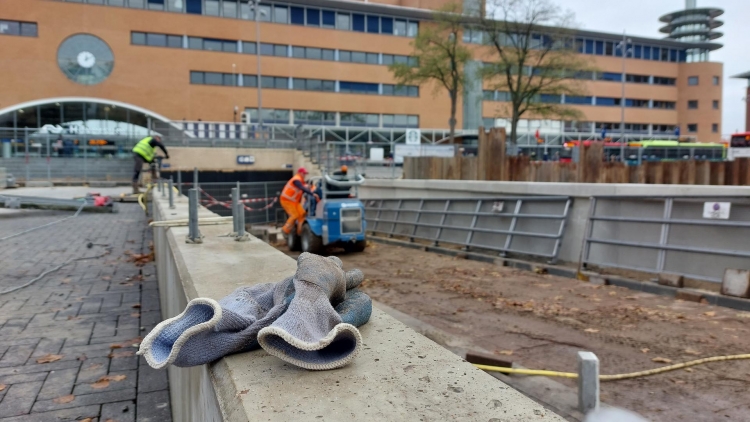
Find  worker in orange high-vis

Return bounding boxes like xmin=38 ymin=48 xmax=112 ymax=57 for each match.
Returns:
xmin=280 ymin=167 xmax=319 ymax=236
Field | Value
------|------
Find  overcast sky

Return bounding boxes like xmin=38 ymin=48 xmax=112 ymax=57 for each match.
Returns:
xmin=557 ymin=0 xmax=748 ymax=136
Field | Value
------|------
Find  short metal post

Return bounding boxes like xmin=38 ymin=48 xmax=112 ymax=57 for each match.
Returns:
xmin=236 ymin=199 xmax=246 ymax=238
xmin=161 ymin=178 xmax=166 ymax=197
xmin=231 ymin=187 xmax=240 ymax=234
xmin=264 ymin=182 xmax=270 ymax=223
xmin=177 ymin=170 xmax=182 ymax=196
xmin=168 ymin=177 xmax=175 ymax=209
xmin=193 ymin=167 xmax=199 ymax=191
xmin=24 ymin=128 xmax=29 ymax=183
xmin=187 ymin=189 xmax=202 ymax=243
xmin=157 ymin=178 xmax=162 ymax=193
xmin=46 ymin=136 xmax=51 ymax=182
xmin=577 ymin=351 xmax=600 ymax=414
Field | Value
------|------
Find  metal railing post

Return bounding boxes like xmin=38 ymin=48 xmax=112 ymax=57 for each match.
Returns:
xmin=169 ymin=177 xmax=175 ymax=209
xmin=231 ymin=186 xmax=240 ymax=234
xmin=264 ymin=182 xmax=270 ymax=223
xmin=463 ymin=200 xmax=483 ymax=251
xmin=46 ymin=136 xmax=51 ymax=183
xmin=187 ymin=188 xmax=202 ymax=243
xmin=502 ymin=200 xmax=524 ymax=256
xmin=656 ymin=198 xmax=673 ymax=273
xmin=236 ymin=198 xmax=246 ymax=239
xmin=177 ymin=170 xmax=182 ymax=196
xmin=193 ymin=167 xmax=199 ymax=191
xmin=161 ymin=178 xmax=166 ymax=197
xmin=24 ymin=128 xmax=29 ymax=183
xmin=433 ymin=200 xmax=451 ymax=246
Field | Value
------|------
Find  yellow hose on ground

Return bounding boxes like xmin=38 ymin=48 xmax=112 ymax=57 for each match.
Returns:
xmin=137 ymin=192 xmax=146 ymax=211
xmin=474 ymin=353 xmax=750 ymax=382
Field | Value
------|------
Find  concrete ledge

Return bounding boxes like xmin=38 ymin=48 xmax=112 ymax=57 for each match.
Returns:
xmin=151 ymin=195 xmax=563 ymax=421
xmin=89 ymin=181 xmax=118 ymax=187
xmin=24 ymin=181 xmax=54 ymax=187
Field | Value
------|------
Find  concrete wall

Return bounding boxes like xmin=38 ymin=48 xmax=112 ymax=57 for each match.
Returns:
xmin=360 ymin=179 xmax=750 ymax=268
xmin=0 ymin=157 xmax=132 ymax=182
xmin=150 ymin=191 xmax=562 ymax=422
xmin=167 ymin=147 xmax=296 ymax=172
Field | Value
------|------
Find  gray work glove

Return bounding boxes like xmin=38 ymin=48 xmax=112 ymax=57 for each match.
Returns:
xmin=138 ymin=277 xmax=295 ymax=369
xmin=257 ymin=253 xmax=373 ymax=371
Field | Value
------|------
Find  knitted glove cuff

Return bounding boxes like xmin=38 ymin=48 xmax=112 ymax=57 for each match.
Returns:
xmin=257 ymin=323 xmax=363 ymax=371
xmin=137 ymin=298 xmax=223 ymax=369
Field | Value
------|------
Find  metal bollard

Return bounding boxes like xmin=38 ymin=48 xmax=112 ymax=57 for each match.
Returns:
xmin=168 ymin=177 xmax=175 ymax=209
xmin=577 ymin=351 xmax=600 ymax=414
xmin=177 ymin=170 xmax=182 ymax=196
xmin=193 ymin=167 xmax=199 ymax=191
xmin=187 ymin=188 xmax=202 ymax=243
xmin=161 ymin=179 xmax=166 ymax=197
xmin=231 ymin=187 xmax=239 ymax=234
xmin=236 ymin=199 xmax=246 ymax=237
xmin=157 ymin=178 xmax=162 ymax=193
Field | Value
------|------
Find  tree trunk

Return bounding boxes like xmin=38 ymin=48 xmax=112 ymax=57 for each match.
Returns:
xmin=510 ymin=107 xmax=520 ymax=146
xmin=449 ymin=91 xmax=457 ymax=145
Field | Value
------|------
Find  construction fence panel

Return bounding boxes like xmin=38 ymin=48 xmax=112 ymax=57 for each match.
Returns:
xmin=177 ymin=181 xmax=286 ymax=225
xmin=365 ymin=196 xmax=572 ymax=263
xmin=582 ymin=196 xmax=750 ymax=283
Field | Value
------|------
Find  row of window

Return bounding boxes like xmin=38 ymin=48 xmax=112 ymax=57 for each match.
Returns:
xmin=562 ymin=121 xmax=716 ymax=134
xmin=67 ymin=0 xmax=419 ymax=37
xmin=688 ymin=76 xmax=721 ymax=86
xmin=0 ymin=20 xmax=38 ymax=37
xmin=688 ymin=100 xmax=721 ymax=110
xmin=483 ymin=91 xmax=678 ymax=109
xmin=189 ymin=71 xmax=419 ymax=97
xmin=463 ymin=27 xmax=690 ymax=63
xmin=131 ymin=32 xmax=418 ymax=67
xmin=243 ymin=108 xmax=419 ymax=128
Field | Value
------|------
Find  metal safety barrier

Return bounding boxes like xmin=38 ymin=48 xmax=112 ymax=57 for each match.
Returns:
xmin=581 ymin=196 xmax=750 ymax=283
xmin=364 ymin=196 xmax=572 ymax=263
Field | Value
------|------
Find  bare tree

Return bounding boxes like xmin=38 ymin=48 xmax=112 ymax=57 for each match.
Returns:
xmin=389 ymin=2 xmax=472 ymax=144
xmin=479 ymin=0 xmax=593 ymax=144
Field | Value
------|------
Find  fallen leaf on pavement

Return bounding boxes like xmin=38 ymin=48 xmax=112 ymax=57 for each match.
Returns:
xmin=641 ymin=348 xmax=650 ymax=354
xmin=684 ymin=348 xmax=701 ymax=356
xmin=81 ymin=418 xmax=94 ymax=422
xmin=652 ymin=357 xmax=672 ymax=364
xmin=685 ymin=368 xmax=694 ymax=372
xmin=704 ymin=311 xmax=716 ymax=317
xmin=0 ymin=384 xmax=6 ymax=392
xmin=497 ymin=350 xmax=514 ymax=356
xmin=53 ymin=395 xmax=75 ymax=404
xmin=102 ymin=375 xmax=127 ymax=382
xmin=584 ymin=328 xmax=600 ymax=333
xmin=67 ymin=316 xmax=81 ymax=321
xmin=624 ymin=296 xmax=638 ymax=300
xmin=84 ymin=363 xmax=103 ymax=371
xmin=110 ymin=344 xmax=123 ymax=349
xmin=131 ymin=304 xmax=141 ymax=309
xmin=77 ymin=354 xmax=87 ymax=361
xmin=131 ymin=313 xmax=140 ymax=318
xmin=91 ymin=380 xmax=110 ymax=389
xmin=102 ymin=276 xmax=112 ymax=281
xmin=109 ymin=351 xmax=134 ymax=359
xmin=36 ymin=354 xmax=63 ymax=364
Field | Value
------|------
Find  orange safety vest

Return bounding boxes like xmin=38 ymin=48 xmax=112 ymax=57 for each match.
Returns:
xmin=281 ymin=174 xmax=307 ymax=203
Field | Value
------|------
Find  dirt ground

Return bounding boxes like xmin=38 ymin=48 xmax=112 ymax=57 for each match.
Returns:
xmin=280 ymin=243 xmax=750 ymax=422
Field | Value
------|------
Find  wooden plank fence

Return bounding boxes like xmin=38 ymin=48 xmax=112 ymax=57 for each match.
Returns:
xmin=404 ymin=128 xmax=750 ymax=185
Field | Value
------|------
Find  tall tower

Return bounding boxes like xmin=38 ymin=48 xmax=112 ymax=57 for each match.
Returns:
xmin=659 ymin=0 xmax=723 ymax=62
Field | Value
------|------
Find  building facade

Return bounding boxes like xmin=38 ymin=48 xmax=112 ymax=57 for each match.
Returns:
xmin=0 ymin=0 xmax=725 ymax=143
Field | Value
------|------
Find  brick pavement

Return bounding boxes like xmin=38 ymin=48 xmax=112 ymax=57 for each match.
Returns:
xmin=0 ymin=204 xmax=171 ymax=422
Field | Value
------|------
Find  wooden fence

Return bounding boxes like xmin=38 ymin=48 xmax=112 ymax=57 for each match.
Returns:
xmin=404 ymin=128 xmax=750 ymax=185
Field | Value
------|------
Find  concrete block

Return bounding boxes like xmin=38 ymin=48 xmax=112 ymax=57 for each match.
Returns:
xmin=675 ymin=290 xmax=704 ymax=303
xmin=721 ymin=269 xmax=750 ymax=298
xmin=577 ymin=351 xmax=600 ymax=414
xmin=24 ymin=181 xmax=54 ymax=187
xmin=465 ymin=350 xmax=513 ymax=368
xmin=89 ymin=181 xmax=118 ymax=187
xmin=4 ymin=197 xmax=20 ymax=209
xmin=658 ymin=273 xmax=684 ymax=288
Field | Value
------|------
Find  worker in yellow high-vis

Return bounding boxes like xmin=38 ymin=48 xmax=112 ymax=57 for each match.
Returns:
xmin=132 ymin=135 xmax=169 ymax=194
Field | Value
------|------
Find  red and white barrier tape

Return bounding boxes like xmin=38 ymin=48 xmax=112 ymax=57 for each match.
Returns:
xmin=198 ymin=188 xmax=278 ymax=212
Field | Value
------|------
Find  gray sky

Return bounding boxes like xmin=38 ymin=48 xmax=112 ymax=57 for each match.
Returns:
xmin=560 ymin=0 xmax=748 ymax=136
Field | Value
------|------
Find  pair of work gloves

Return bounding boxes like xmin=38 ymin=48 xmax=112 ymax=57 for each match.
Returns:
xmin=137 ymin=253 xmax=372 ymax=371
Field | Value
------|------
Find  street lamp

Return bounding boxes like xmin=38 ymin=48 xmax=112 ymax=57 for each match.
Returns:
xmin=616 ymin=32 xmax=632 ymax=143
xmin=248 ymin=0 xmax=264 ymax=128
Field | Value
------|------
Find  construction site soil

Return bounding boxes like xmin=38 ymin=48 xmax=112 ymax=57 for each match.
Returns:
xmin=281 ymin=243 xmax=750 ymax=422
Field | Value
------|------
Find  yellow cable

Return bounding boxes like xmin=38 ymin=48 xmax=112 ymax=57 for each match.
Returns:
xmin=474 ymin=353 xmax=750 ymax=382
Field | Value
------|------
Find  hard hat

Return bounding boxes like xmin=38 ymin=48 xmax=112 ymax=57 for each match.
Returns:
xmin=297 ymin=167 xmax=309 ymax=175
xmin=341 ymin=165 xmax=348 ymax=173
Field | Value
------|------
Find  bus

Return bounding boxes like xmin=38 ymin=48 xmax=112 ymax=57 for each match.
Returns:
xmin=631 ymin=140 xmax=726 ymax=162
xmin=728 ymin=132 xmax=750 ymax=161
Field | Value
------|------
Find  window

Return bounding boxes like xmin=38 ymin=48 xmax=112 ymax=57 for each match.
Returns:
xmin=274 ymin=44 xmax=287 ymax=56
xmin=186 ymin=37 xmax=236 ymax=52
xmin=290 ymin=7 xmax=304 ymax=25
xmin=565 ymin=96 xmax=592 ymax=105
xmin=604 ymin=41 xmax=613 ymax=56
xmin=382 ymin=54 xmax=393 ymax=66
xmin=243 ymin=75 xmax=258 ymax=87
xmin=222 ymin=0 xmax=238 ymax=18
xmin=0 ymin=20 xmax=37 ymax=37
xmin=382 ymin=114 xmax=419 ymax=128
xmin=294 ymin=110 xmax=336 ymax=125
xmin=626 ymin=74 xmax=649 ymax=84
xmin=146 ymin=33 xmax=167 ymax=47
xmin=190 ymin=71 xmax=204 ymax=84
xmin=653 ymin=101 xmax=676 ymax=109
xmin=352 ymin=52 xmax=366 ymax=63
xmin=627 ymin=99 xmax=649 ymax=108
xmin=341 ymin=113 xmax=379 ymax=127
xmin=713 ymin=100 xmax=719 ymax=110
xmin=352 ymin=14 xmax=365 ymax=32
xmin=381 ymin=17 xmax=393 ymax=35
xmin=336 ymin=13 xmax=350 ymax=30
xmin=322 ymin=49 xmax=335 ymax=61
xmin=596 ymin=97 xmax=619 ymax=106
xmin=598 ymin=72 xmax=622 ymax=82
xmin=366 ymin=53 xmax=379 ymax=64
xmin=306 ymin=48 xmax=322 ymax=60
xmin=322 ymin=10 xmax=336 ymax=28
xmin=688 ymin=100 xmax=698 ymax=109
xmin=394 ymin=19 xmax=407 ymax=36
xmin=367 ymin=15 xmax=380 ymax=34
xmin=292 ymin=46 xmax=305 ymax=58
xmin=688 ymin=76 xmax=699 ymax=86
xmin=339 ymin=51 xmax=351 ymax=62
xmin=131 ymin=32 xmax=146 ymax=45
xmin=273 ymin=5 xmax=288 ymax=23
xmin=713 ymin=76 xmax=720 ymax=86
xmin=407 ymin=22 xmax=418 ymax=37
xmin=653 ymin=77 xmax=676 ymax=86
xmin=339 ymin=82 xmax=379 ymax=95
xmin=261 ymin=76 xmax=289 ymax=89
xmin=382 ymin=84 xmax=419 ymax=97
xmin=292 ymin=78 xmax=335 ymax=92
xmin=712 ymin=124 xmax=719 ymax=133
xmin=687 ymin=124 xmax=698 ymax=133
xmin=243 ymin=41 xmax=257 ymax=55
xmin=306 ymin=8 xmax=320 ymax=26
